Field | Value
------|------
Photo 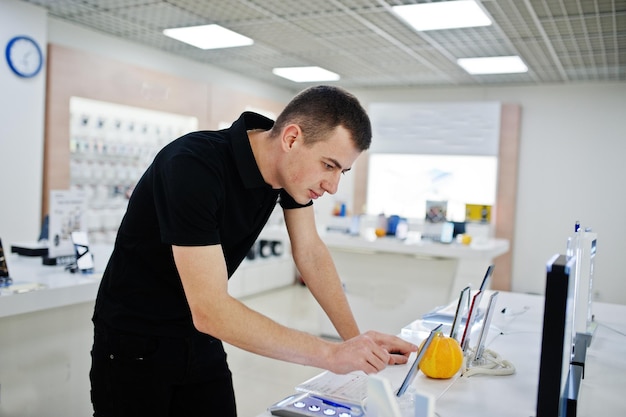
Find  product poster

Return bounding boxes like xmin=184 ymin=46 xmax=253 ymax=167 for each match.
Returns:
xmin=465 ymin=204 xmax=492 ymax=223
xmin=48 ymin=190 xmax=87 ymax=259
xmin=425 ymin=200 xmax=448 ymax=223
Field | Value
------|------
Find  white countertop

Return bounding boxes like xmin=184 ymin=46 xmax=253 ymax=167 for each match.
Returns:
xmin=257 ymin=291 xmax=626 ymax=417
xmin=320 ymin=232 xmax=509 ymax=260
xmin=0 ymin=226 xmax=291 ymax=319
xmin=0 ymin=244 xmax=111 ymax=318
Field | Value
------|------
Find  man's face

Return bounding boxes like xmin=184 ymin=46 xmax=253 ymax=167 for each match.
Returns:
xmin=280 ymin=125 xmax=361 ymax=205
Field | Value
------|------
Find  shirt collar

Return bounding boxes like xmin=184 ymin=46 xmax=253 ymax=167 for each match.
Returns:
xmin=230 ymin=112 xmax=275 ymax=189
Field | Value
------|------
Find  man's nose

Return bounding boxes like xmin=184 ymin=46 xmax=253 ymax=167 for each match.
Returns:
xmin=322 ymin=173 xmax=341 ymax=195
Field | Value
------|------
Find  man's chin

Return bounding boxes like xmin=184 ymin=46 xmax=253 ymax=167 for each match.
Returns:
xmin=296 ymin=192 xmax=315 ymax=205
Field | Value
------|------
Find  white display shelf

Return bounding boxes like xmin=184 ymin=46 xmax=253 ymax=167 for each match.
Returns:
xmin=1 ymin=230 xmax=296 ymax=319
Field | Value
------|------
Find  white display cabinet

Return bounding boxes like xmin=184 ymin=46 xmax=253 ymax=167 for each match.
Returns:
xmin=229 ymin=255 xmax=295 ymax=299
xmin=68 ymin=97 xmax=198 ymax=244
xmin=229 ymin=221 xmax=296 ymax=298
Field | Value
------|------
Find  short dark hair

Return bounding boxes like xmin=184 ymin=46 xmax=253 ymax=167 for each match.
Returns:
xmin=271 ymin=85 xmax=371 ymax=151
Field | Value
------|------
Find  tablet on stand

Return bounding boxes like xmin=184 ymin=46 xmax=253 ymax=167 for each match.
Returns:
xmin=471 ymin=291 xmax=499 ymax=363
xmin=449 ymin=286 xmax=471 ymax=341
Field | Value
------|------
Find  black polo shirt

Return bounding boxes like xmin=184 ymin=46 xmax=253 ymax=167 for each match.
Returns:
xmin=93 ymin=112 xmax=311 ymax=337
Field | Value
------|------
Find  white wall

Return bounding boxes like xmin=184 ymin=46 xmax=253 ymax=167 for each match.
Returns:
xmin=352 ymin=84 xmax=626 ymax=304
xmin=0 ymin=0 xmax=47 ymax=246
xmin=47 ymin=17 xmax=295 ymax=105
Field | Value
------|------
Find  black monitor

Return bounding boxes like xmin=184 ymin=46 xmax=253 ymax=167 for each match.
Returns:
xmin=536 ymin=254 xmax=577 ymax=417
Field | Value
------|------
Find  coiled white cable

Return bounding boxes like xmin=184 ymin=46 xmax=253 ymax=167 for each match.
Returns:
xmin=461 ymin=348 xmax=516 ymax=377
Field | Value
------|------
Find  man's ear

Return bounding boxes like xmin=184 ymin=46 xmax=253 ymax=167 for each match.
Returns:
xmin=281 ymin=124 xmax=301 ymax=151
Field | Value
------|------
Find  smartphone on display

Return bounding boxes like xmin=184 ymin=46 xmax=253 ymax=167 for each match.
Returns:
xmin=460 ymin=290 xmax=483 ymax=352
xmin=71 ymin=231 xmax=94 ymax=272
xmin=472 ymin=291 xmax=499 ymax=362
xmin=440 ymin=222 xmax=454 ymax=244
xmin=0 ymin=239 xmax=8 ymax=276
xmin=396 ymin=324 xmax=443 ymax=397
xmin=0 ymin=238 xmax=13 ymax=286
xmin=450 ymin=286 xmax=471 ymax=341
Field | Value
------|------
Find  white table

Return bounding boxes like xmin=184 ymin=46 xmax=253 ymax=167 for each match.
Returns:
xmin=0 ymin=243 xmax=110 ymax=318
xmin=318 ymin=233 xmax=509 ymax=336
xmin=257 ymin=291 xmax=626 ymax=417
xmin=322 ymin=233 xmax=509 ymax=297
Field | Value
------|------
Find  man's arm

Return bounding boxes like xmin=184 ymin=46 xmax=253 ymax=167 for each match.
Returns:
xmin=173 ymin=244 xmax=416 ymax=374
xmin=283 ymin=206 xmax=415 ymax=364
xmin=283 ymin=205 xmax=360 ymax=340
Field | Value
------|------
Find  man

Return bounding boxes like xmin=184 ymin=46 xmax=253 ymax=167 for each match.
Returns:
xmin=90 ymin=85 xmax=416 ymax=416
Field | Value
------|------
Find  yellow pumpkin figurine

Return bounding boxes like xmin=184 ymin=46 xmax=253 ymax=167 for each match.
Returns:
xmin=418 ymin=332 xmax=464 ymax=379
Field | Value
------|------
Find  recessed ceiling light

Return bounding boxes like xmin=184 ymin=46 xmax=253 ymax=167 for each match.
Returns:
xmin=392 ymin=0 xmax=492 ymax=31
xmin=163 ymin=24 xmax=253 ymax=50
xmin=272 ymin=66 xmax=340 ymax=82
xmin=457 ymin=56 xmax=529 ymax=74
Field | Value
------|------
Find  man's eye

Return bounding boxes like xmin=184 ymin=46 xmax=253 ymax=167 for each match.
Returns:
xmin=324 ymin=163 xmax=334 ymax=170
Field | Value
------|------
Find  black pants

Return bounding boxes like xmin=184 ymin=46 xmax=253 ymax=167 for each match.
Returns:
xmin=90 ymin=322 xmax=237 ymax=416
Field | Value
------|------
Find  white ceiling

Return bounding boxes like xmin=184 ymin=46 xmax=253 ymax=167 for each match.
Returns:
xmin=21 ymin=0 xmax=626 ymax=90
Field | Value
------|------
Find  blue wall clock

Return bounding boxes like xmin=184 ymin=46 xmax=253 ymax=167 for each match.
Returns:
xmin=5 ymin=35 xmax=44 ymax=78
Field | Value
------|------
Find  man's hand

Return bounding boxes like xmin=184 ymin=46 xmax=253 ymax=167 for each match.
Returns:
xmin=326 ymin=331 xmax=417 ymax=375
xmin=364 ymin=330 xmax=418 ymax=365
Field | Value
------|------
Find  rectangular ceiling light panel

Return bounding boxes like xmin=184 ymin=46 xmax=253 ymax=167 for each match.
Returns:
xmin=272 ymin=66 xmax=340 ymax=82
xmin=163 ymin=24 xmax=253 ymax=49
xmin=392 ymin=0 xmax=492 ymax=31
xmin=457 ymin=56 xmax=528 ymax=74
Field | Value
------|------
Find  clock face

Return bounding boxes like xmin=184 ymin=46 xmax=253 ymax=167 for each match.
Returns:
xmin=5 ymin=36 xmax=44 ymax=78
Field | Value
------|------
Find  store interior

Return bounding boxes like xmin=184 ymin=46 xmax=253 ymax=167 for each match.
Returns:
xmin=1 ymin=1 xmax=625 ymax=416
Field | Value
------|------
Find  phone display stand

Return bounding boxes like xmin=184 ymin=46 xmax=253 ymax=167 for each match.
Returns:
xmin=67 ymin=231 xmax=95 ymax=274
xmin=367 ymin=375 xmax=434 ymax=417
xmin=461 ymin=292 xmax=515 ymax=377
xmin=43 ymin=253 xmax=77 ymax=266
